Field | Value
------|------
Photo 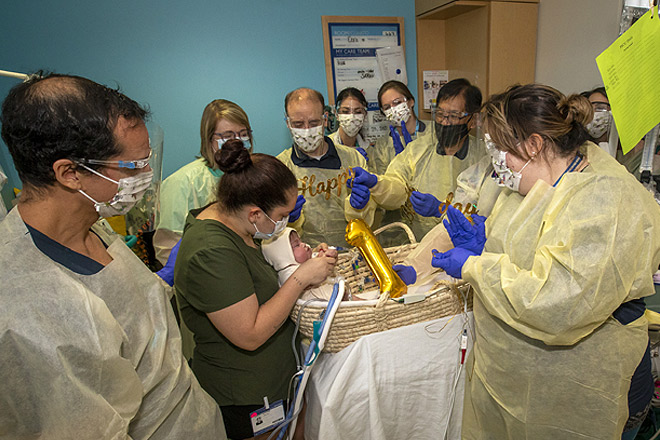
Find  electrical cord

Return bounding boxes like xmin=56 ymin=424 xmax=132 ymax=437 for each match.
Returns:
xmin=292 ymin=298 xmax=318 ymax=369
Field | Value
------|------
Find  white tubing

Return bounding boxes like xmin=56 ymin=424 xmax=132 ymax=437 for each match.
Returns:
xmin=287 ymin=280 xmax=345 ymax=440
xmin=0 ymin=70 xmax=29 ymax=80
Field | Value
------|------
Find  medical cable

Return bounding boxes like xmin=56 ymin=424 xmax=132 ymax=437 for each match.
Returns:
xmin=274 ymin=280 xmax=344 ymax=440
xmin=292 ymin=298 xmax=318 ymax=369
xmin=440 ymin=317 xmax=471 ymax=440
xmin=440 ymin=290 xmax=472 ymax=440
xmin=424 ymin=286 xmax=471 ymax=439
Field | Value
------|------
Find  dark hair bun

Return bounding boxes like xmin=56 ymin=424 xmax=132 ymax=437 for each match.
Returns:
xmin=214 ymin=139 xmax=252 ymax=173
xmin=558 ymin=94 xmax=593 ymax=127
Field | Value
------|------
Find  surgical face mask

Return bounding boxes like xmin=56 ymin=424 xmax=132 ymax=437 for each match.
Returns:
xmin=435 ymin=122 xmax=470 ymax=150
xmin=78 ymin=164 xmax=154 ymax=217
xmin=489 ymin=148 xmax=532 ymax=193
xmin=253 ymin=211 xmax=289 ymax=240
xmin=290 ymin=125 xmax=324 ymax=153
xmin=585 ymin=110 xmax=610 ymax=139
xmin=337 ymin=113 xmax=365 ymax=137
xmin=383 ymin=101 xmax=411 ymax=125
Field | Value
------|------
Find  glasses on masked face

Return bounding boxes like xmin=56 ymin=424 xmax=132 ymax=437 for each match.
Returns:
xmin=381 ymin=97 xmax=407 ymax=111
xmin=76 ymin=149 xmax=152 ymax=170
xmin=287 ymin=114 xmax=327 ymax=130
xmin=433 ymin=107 xmax=471 ymax=125
xmin=336 ymin=106 xmax=367 ymax=116
xmin=213 ymin=129 xmax=252 ymax=142
xmin=590 ymin=101 xmax=610 ymax=112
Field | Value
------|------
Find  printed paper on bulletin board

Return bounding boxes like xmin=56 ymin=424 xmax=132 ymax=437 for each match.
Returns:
xmin=322 ymin=16 xmax=405 ymax=144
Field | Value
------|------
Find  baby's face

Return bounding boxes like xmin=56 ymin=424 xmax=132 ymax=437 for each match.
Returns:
xmin=290 ymin=232 xmax=312 ymax=263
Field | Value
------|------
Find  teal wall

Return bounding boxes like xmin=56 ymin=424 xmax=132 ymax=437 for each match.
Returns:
xmin=0 ymin=0 xmax=417 ymax=208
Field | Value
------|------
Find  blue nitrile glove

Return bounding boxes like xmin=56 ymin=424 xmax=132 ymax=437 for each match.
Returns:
xmin=156 ymin=239 xmax=181 ymax=287
xmin=401 ymin=120 xmax=413 ymax=145
xmin=431 ymin=247 xmax=476 ymax=279
xmin=410 ymin=191 xmax=443 ymax=218
xmin=390 ymin=125 xmax=405 ymax=155
xmin=351 ymin=166 xmax=378 ymax=189
xmin=349 ymin=183 xmax=371 ymax=209
xmin=289 ymin=195 xmax=305 ymax=222
xmin=443 ymin=205 xmax=487 ymax=255
xmin=356 ymin=146 xmax=369 ymax=162
xmin=393 ymin=264 xmax=417 ymax=285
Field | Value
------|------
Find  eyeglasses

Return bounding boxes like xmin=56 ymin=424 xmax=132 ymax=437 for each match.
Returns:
xmin=337 ymin=106 xmax=367 ymax=116
xmin=287 ymin=115 xmax=326 ymax=129
xmin=591 ymin=101 xmax=610 ymax=112
xmin=76 ymin=150 xmax=152 ymax=170
xmin=213 ymin=129 xmax=252 ymax=141
xmin=433 ymin=108 xmax=471 ymax=124
xmin=381 ymin=98 xmax=407 ymax=111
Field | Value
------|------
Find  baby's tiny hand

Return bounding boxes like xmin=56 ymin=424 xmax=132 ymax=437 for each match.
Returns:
xmin=317 ymin=247 xmax=338 ymax=258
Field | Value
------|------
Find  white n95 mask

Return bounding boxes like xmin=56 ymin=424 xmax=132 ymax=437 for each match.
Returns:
xmin=485 ymin=134 xmax=531 ymax=193
xmin=489 ymin=149 xmax=532 ymax=193
xmin=337 ymin=113 xmax=365 ymax=137
xmin=586 ymin=110 xmax=611 ymax=139
xmin=78 ymin=164 xmax=153 ymax=217
xmin=383 ymin=102 xmax=411 ymax=125
xmin=253 ymin=212 xmax=289 ymax=240
xmin=290 ymin=126 xmax=324 ymax=153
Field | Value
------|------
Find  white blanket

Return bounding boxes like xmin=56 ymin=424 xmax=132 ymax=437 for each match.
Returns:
xmin=304 ymin=312 xmax=473 ymax=440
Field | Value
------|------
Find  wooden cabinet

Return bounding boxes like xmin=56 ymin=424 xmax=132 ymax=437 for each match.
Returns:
xmin=415 ymin=0 xmax=539 ymax=115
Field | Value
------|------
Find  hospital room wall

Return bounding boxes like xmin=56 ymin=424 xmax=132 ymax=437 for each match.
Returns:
xmin=0 ymin=0 xmax=632 ymax=210
xmin=534 ymin=0 xmax=623 ymax=95
xmin=0 ymin=0 xmax=418 ymax=208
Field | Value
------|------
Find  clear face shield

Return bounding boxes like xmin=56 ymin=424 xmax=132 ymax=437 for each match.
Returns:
xmin=117 ymin=121 xmax=164 ymax=270
xmin=431 ymin=104 xmax=482 ymax=153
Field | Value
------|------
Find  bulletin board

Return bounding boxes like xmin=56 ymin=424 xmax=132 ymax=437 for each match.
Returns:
xmin=322 ymin=16 xmax=405 ymax=143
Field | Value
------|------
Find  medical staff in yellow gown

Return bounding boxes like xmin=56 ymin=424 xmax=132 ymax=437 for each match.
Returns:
xmin=346 ymin=79 xmax=486 ymax=244
xmin=280 ymin=87 xmax=369 ymax=248
xmin=432 ymin=84 xmax=660 ymax=439
xmin=462 ymin=143 xmax=660 ymax=439
xmin=277 ymin=138 xmax=367 ymax=248
xmin=154 ymin=99 xmax=254 ymax=264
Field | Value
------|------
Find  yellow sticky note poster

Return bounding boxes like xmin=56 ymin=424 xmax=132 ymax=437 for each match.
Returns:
xmin=596 ymin=9 xmax=660 ymax=154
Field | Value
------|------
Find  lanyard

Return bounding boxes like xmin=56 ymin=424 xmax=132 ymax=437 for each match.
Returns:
xmin=553 ymin=153 xmax=583 ymax=187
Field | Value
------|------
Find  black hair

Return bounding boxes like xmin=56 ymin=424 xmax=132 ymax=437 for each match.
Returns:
xmin=336 ymin=87 xmax=368 ymax=109
xmin=215 ymin=139 xmax=297 ymax=214
xmin=1 ymin=72 xmax=148 ymax=189
xmin=435 ymin=78 xmax=482 ymax=114
xmin=580 ymin=86 xmax=607 ymax=100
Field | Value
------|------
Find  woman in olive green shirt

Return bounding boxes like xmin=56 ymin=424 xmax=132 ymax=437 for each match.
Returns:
xmin=174 ymin=139 xmax=337 ymax=440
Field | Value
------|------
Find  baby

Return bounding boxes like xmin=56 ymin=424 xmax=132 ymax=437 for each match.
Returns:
xmin=262 ymin=228 xmax=338 ymax=301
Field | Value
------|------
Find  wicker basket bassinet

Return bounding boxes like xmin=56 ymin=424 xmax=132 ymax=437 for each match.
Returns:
xmin=290 ymin=222 xmax=473 ymax=352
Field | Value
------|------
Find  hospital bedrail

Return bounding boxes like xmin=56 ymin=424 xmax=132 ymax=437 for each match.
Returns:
xmin=291 ymin=222 xmax=473 ymax=352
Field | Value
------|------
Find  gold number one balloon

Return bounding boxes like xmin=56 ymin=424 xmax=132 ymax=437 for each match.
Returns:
xmin=345 ymin=219 xmax=407 ymax=299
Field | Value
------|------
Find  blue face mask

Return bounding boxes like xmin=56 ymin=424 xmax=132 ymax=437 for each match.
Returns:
xmin=253 ymin=211 xmax=289 ymax=240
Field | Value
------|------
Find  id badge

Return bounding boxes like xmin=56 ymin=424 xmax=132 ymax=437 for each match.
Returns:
xmin=251 ymin=399 xmax=285 ymax=436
